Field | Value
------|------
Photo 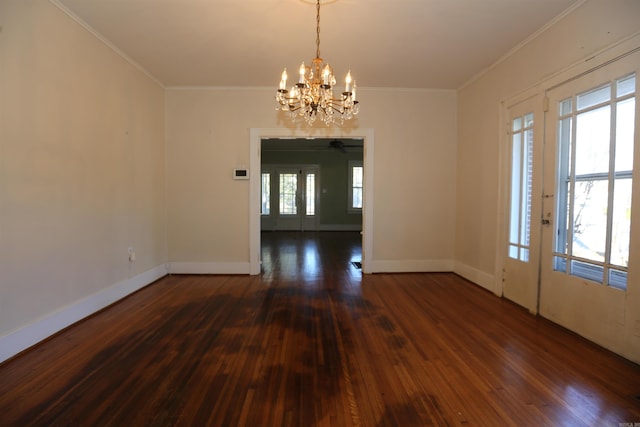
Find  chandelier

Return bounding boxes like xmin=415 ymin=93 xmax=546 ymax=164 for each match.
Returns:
xmin=275 ymin=0 xmax=359 ymax=126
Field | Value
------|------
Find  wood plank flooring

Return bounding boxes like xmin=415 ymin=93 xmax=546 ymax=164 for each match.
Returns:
xmin=1 ymin=231 xmax=640 ymax=426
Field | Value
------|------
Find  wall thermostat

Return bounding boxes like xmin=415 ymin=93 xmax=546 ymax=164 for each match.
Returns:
xmin=233 ymin=168 xmax=249 ymax=180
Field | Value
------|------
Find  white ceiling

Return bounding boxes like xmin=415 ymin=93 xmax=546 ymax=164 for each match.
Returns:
xmin=53 ymin=0 xmax=580 ymax=90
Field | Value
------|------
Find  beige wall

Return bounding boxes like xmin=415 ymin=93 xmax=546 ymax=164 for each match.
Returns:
xmin=0 ymin=0 xmax=166 ymax=357
xmin=456 ymin=0 xmax=640 ymax=361
xmin=165 ymin=88 xmax=457 ymax=272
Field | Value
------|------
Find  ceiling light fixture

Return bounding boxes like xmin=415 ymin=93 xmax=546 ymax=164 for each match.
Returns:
xmin=275 ymin=0 xmax=359 ymax=126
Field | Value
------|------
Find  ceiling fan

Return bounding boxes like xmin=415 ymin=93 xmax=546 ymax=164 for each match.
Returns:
xmin=315 ymin=139 xmax=362 ymax=153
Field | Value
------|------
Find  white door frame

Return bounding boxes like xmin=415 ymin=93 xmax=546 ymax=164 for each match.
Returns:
xmin=249 ymin=128 xmax=375 ymax=274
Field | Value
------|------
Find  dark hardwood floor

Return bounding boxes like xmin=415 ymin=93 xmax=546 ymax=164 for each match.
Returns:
xmin=1 ymin=231 xmax=640 ymax=426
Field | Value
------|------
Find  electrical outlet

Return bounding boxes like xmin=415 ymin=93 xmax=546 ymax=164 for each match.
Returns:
xmin=128 ymin=247 xmax=135 ymax=262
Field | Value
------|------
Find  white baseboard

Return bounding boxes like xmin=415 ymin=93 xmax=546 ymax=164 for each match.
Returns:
xmin=370 ymin=259 xmax=454 ymax=273
xmin=453 ymin=261 xmax=496 ymax=293
xmin=0 ymin=265 xmax=167 ymax=364
xmin=168 ymin=262 xmax=250 ymax=275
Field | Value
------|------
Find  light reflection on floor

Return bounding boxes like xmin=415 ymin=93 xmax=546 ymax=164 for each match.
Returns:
xmin=560 ymin=384 xmax=619 ymax=426
xmin=494 ymin=334 xmax=630 ymax=426
xmin=303 ymin=239 xmax=321 ymax=279
xmin=260 ymin=231 xmax=362 ymax=284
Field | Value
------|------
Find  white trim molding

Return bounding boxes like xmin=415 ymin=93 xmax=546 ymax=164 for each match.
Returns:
xmin=48 ymin=0 xmax=164 ymax=87
xmin=168 ymin=262 xmax=250 ymax=275
xmin=371 ymin=259 xmax=454 ymax=273
xmin=0 ymin=265 xmax=167 ymax=364
xmin=453 ymin=261 xmax=496 ymax=294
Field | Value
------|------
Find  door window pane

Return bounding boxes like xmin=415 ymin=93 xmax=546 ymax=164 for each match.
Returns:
xmin=509 ymin=245 xmax=518 ymax=258
xmin=572 ymin=180 xmax=608 ymax=263
xmin=508 ymin=112 xmax=534 ymax=262
xmin=577 ymin=84 xmax=610 ymax=110
xmin=512 ymin=117 xmax=522 ymax=132
xmin=306 ymin=173 xmax=316 ymax=216
xmin=609 ymin=269 xmax=628 ymax=290
xmin=611 ymin=178 xmax=632 ymax=267
xmin=353 ymin=167 xmax=363 ymax=209
xmin=261 ymin=173 xmax=271 ymax=215
xmin=615 ymin=98 xmax=635 ymax=172
xmin=575 ymin=106 xmax=610 ymax=175
xmin=559 ymin=99 xmax=573 ymax=115
xmin=279 ymin=173 xmax=297 ymax=215
xmin=349 ymin=161 xmax=363 ymax=212
xmin=616 ymin=74 xmax=636 ymax=97
xmin=570 ymin=259 xmax=604 ymax=283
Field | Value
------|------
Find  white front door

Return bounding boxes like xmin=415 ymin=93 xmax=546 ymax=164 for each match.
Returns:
xmin=539 ymin=50 xmax=639 ymax=345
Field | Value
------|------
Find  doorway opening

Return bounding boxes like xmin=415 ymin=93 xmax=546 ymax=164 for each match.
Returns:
xmin=249 ymin=129 xmax=375 ymax=275
xmin=260 ymin=138 xmax=363 ymax=277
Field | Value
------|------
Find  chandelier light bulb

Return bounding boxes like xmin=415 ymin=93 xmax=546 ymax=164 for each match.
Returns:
xmin=345 ymin=70 xmax=352 ymax=93
xmin=299 ymin=63 xmax=306 ymax=83
xmin=322 ymin=65 xmax=331 ymax=85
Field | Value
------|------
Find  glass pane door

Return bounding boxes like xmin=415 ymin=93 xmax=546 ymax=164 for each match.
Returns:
xmin=262 ymin=166 xmax=320 ymax=231
xmin=501 ymin=95 xmax=543 ymax=313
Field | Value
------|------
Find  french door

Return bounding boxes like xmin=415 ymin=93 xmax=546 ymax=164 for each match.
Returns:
xmin=261 ymin=165 xmax=319 ymax=231
xmin=501 ymin=95 xmax=544 ymax=313
xmin=501 ymin=49 xmax=639 ymax=334
xmin=539 ymin=51 xmax=638 ymax=343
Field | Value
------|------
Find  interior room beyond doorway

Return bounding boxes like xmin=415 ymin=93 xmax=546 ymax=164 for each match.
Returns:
xmin=260 ymin=138 xmax=364 ymax=232
xmin=260 ymin=137 xmax=364 ymax=277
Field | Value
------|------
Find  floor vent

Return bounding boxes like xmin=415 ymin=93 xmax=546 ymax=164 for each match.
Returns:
xmin=351 ymin=261 xmax=362 ymax=269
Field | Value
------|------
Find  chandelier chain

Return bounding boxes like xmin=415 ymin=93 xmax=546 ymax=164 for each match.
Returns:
xmin=315 ymin=0 xmax=321 ymax=59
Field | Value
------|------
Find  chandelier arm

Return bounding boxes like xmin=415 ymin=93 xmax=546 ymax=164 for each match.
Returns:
xmin=277 ymin=97 xmax=303 ymax=110
xmin=325 ymin=100 xmax=353 ymax=108
xmin=326 ymin=97 xmax=349 ymax=103
xmin=327 ymin=104 xmax=346 ymax=113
